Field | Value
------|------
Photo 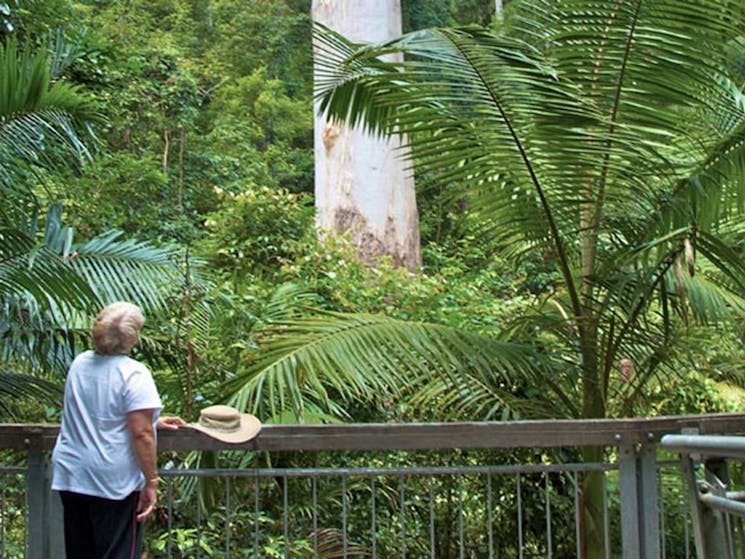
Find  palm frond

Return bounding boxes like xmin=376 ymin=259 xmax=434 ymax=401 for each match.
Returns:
xmin=0 ymin=368 xmax=62 ymax=418
xmin=224 ymin=310 xmax=536 ymax=422
xmin=0 ymin=39 xmax=100 ymax=188
xmin=70 ymin=230 xmax=180 ymax=313
xmin=0 ymin=225 xmax=96 ymax=311
xmin=264 ymin=283 xmax=320 ymax=322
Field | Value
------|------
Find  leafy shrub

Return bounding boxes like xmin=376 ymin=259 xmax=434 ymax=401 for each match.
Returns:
xmin=199 ymin=185 xmax=314 ymax=277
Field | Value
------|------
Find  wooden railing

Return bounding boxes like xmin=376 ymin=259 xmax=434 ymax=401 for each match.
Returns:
xmin=5 ymin=413 xmax=745 ymax=452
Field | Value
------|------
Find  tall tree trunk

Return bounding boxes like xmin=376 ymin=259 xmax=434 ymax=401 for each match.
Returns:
xmin=312 ymin=0 xmax=421 ymax=270
xmin=578 ymin=297 xmax=606 ymax=559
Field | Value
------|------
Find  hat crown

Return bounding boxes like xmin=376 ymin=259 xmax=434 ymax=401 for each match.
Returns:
xmin=199 ymin=405 xmax=240 ymax=433
xmin=201 ymin=405 xmax=237 ymax=420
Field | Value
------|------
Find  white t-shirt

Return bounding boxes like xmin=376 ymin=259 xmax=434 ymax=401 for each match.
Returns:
xmin=52 ymin=350 xmax=163 ymax=499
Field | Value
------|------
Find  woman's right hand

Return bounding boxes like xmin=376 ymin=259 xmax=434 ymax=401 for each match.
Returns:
xmin=136 ymin=484 xmax=158 ymax=521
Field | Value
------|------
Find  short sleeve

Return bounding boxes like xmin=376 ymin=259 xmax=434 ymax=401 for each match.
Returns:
xmin=123 ymin=367 xmax=163 ymax=414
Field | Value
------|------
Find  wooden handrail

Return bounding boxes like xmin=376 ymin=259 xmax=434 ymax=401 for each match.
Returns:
xmin=2 ymin=413 xmax=745 ymax=452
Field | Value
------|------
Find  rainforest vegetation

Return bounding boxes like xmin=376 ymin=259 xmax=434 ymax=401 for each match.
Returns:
xmin=3 ymin=0 xmax=745 ymax=556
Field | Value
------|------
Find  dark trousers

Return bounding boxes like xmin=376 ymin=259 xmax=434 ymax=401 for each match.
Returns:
xmin=59 ymin=490 xmax=142 ymax=559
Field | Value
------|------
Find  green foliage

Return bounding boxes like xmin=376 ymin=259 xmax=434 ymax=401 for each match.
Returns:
xmin=311 ymin=7 xmax=745 ymax=554
xmin=648 ymin=373 xmax=745 ymax=417
xmin=202 ymin=0 xmax=312 ymax=95
xmin=2 ymin=2 xmax=745 ymax=557
xmin=0 ymin=202 xmax=182 ymax=410
xmin=49 ymin=153 xmax=171 ymax=237
xmin=314 ymin=0 xmax=745 ymax=420
xmin=7 ymin=0 xmax=741 ymax=433
xmin=6 ymin=0 xmax=78 ymax=41
xmin=0 ymin=38 xmax=99 ymax=190
xmin=198 ymin=67 xmax=313 ymax=194
xmin=199 ymin=186 xmax=314 ymax=278
xmin=151 ymin=527 xmax=215 ymax=556
xmin=402 ymin=0 xmax=500 ymax=31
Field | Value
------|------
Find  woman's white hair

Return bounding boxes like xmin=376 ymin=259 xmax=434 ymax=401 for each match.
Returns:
xmin=91 ymin=302 xmax=145 ymax=355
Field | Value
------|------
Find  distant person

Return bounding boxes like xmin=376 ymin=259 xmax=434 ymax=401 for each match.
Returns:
xmin=51 ymin=302 xmax=185 ymax=559
xmin=619 ymin=358 xmax=635 ymax=383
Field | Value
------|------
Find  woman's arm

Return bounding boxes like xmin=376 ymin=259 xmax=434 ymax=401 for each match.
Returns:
xmin=127 ymin=409 xmax=158 ymax=521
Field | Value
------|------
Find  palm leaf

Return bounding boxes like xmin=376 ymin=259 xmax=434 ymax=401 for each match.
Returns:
xmin=0 ymin=225 xmax=96 ymax=311
xmin=0 ymin=39 xmax=100 ymax=188
xmin=70 ymin=230 xmax=180 ymax=313
xmin=0 ymin=369 xmax=62 ymax=418
xmin=224 ymin=310 xmax=537 ymax=422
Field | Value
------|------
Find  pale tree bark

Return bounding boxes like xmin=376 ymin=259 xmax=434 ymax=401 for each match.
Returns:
xmin=495 ymin=0 xmax=503 ymax=13
xmin=312 ymin=0 xmax=421 ymax=270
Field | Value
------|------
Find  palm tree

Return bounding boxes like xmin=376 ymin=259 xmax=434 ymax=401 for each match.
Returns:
xmin=0 ymin=39 xmax=181 ymax=415
xmin=0 ymin=38 xmax=98 ymax=195
xmin=224 ymin=1 xmax=745 ymax=556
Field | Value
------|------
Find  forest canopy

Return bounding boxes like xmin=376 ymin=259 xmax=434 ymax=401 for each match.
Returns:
xmin=1 ymin=0 xmax=743 ymax=431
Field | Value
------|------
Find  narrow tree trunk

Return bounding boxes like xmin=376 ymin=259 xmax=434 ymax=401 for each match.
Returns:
xmin=579 ymin=316 xmax=607 ymax=559
xmin=581 ymin=450 xmax=606 ymax=559
xmin=312 ymin=0 xmax=421 ymax=270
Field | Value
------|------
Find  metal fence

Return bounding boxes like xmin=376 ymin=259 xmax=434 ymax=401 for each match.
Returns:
xmin=662 ymin=433 xmax=745 ymax=559
xmin=2 ymin=413 xmax=745 ymax=559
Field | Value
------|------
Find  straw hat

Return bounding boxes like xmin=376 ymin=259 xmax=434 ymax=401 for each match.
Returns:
xmin=189 ymin=405 xmax=261 ymax=444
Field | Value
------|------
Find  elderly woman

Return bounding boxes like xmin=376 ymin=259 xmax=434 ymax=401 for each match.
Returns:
xmin=52 ymin=301 xmax=184 ymax=559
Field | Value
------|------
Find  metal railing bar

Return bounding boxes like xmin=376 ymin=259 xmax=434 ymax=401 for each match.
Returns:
xmin=662 ymin=434 xmax=745 ymax=459
xmin=603 ymin=471 xmax=610 ymax=559
xmin=26 ymin=449 xmax=43 ymax=559
xmin=700 ymin=493 xmax=745 ymax=517
xmin=158 ymin=462 xmax=617 ymax=479
xmin=195 ymin=477 xmax=202 ymax=559
xmin=728 ymin=491 xmax=745 ymax=501
xmin=371 ymin=477 xmax=377 ymax=559
xmin=517 ymin=473 xmax=524 ymax=559
xmin=573 ymin=472 xmax=580 ymax=559
xmin=545 ymin=471 xmax=552 ymax=559
xmin=428 ymin=477 xmax=435 ymax=559
xmin=1 ymin=477 xmax=5 ymax=559
xmin=487 ymin=471 xmax=494 ymax=559
xmin=224 ymin=476 xmax=230 ymax=558
xmin=399 ymin=474 xmax=406 ymax=559
xmin=312 ymin=476 xmax=318 ymax=559
xmin=0 ymin=467 xmax=24 ymax=473
xmin=343 ymin=474 xmax=348 ymax=558
xmin=660 ymin=472 xmax=666 ymax=559
xmin=458 ymin=474 xmax=464 ymax=559
xmin=253 ymin=471 xmax=259 ymax=558
xmin=726 ymin=507 xmax=735 ymax=557
xmin=166 ymin=477 xmax=173 ymax=559
xmin=283 ymin=475 xmax=289 ymax=559
xmin=683 ymin=480 xmax=690 ymax=559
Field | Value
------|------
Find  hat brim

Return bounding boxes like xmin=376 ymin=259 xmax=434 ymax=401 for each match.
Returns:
xmin=188 ymin=413 xmax=262 ymax=444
